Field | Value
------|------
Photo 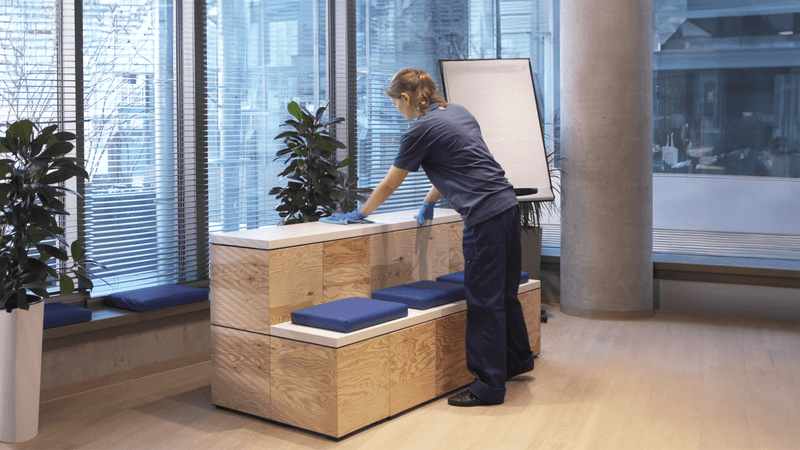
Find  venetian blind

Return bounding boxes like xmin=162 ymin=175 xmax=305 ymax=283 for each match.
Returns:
xmin=205 ymin=0 xmax=328 ymax=234
xmin=81 ymin=0 xmax=206 ymax=295
xmin=354 ymin=0 xmax=500 ymax=213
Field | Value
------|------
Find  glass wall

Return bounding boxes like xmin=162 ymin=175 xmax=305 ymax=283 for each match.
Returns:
xmin=206 ymin=0 xmax=327 ymax=233
xmin=653 ymin=1 xmax=800 ymax=178
xmin=652 ymin=0 xmax=800 ymax=260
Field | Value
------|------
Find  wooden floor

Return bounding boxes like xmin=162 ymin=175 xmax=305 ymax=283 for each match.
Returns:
xmin=6 ymin=307 xmax=799 ymax=450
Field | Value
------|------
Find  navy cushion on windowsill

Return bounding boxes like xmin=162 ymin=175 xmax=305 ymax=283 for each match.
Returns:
xmin=43 ymin=302 xmax=92 ymax=329
xmin=104 ymin=284 xmax=209 ymax=313
xmin=435 ymin=270 xmax=530 ymax=285
xmin=291 ymin=297 xmax=408 ymax=333
xmin=371 ymin=280 xmax=465 ymax=310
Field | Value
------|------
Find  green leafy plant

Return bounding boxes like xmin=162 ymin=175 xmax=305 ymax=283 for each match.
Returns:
xmin=520 ymin=149 xmax=562 ymax=230
xmin=1 ymin=120 xmax=98 ymax=312
xmin=520 ymin=109 xmax=562 ymax=230
xmin=268 ymin=102 xmax=372 ymax=225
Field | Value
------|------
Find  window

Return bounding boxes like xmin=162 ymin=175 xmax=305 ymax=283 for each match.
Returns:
xmin=653 ymin=0 xmax=800 ymax=260
xmin=2 ymin=0 xmax=205 ymax=297
xmin=0 ymin=1 xmax=58 ymax=127
xmin=355 ymin=0 xmax=559 ymax=215
xmin=206 ymin=0 xmax=327 ymax=233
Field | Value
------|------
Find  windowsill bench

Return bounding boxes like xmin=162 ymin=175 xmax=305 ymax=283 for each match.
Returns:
xmin=541 ymin=248 xmax=799 ymax=288
xmin=43 ymin=299 xmax=210 ymax=341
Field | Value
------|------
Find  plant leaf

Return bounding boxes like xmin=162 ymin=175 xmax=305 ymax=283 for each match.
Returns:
xmin=71 ymin=240 xmax=85 ymax=260
xmin=59 ymin=273 xmax=75 ymax=295
xmin=337 ymin=156 xmax=355 ymax=168
xmin=38 ymin=170 xmax=74 ymax=185
xmin=39 ymin=141 xmax=74 ymax=159
xmin=37 ymin=243 xmax=69 ymax=261
xmin=288 ymin=101 xmax=303 ymax=121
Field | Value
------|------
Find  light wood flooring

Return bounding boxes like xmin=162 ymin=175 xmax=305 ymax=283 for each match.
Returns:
xmin=5 ymin=307 xmax=799 ymax=450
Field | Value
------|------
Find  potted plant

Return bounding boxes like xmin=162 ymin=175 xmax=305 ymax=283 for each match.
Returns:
xmin=519 ymin=110 xmax=562 ymax=282
xmin=0 ymin=119 xmax=95 ymax=443
xmin=268 ymin=101 xmax=371 ymax=225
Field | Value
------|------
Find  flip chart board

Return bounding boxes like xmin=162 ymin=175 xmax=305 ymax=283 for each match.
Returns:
xmin=439 ymin=59 xmax=554 ymax=202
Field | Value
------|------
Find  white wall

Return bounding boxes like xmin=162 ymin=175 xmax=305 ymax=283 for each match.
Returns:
xmin=653 ymin=174 xmax=800 ymax=235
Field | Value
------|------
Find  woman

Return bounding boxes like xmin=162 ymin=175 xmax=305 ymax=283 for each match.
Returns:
xmin=323 ymin=68 xmax=534 ymax=407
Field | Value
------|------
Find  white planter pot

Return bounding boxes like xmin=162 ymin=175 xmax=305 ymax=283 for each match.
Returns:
xmin=0 ymin=299 xmax=44 ymax=443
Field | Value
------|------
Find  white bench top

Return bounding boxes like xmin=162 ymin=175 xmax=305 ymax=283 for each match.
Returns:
xmin=210 ymin=209 xmax=463 ymax=250
xmin=270 ymin=280 xmax=541 ymax=348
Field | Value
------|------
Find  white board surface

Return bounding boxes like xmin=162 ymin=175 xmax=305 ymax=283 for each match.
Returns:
xmin=439 ymin=59 xmax=554 ymax=202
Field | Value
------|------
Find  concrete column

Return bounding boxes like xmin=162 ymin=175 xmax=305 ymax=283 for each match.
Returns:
xmin=560 ymin=0 xmax=654 ymax=319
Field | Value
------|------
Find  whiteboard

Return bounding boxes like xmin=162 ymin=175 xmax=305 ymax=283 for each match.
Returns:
xmin=439 ymin=59 xmax=554 ymax=202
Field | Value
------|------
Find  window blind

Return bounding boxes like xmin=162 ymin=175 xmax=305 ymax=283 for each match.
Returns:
xmin=0 ymin=1 xmax=59 ymax=127
xmin=81 ymin=0 xmax=206 ymax=296
xmin=205 ymin=0 xmax=327 ymax=234
xmin=354 ymin=0 xmax=511 ymax=213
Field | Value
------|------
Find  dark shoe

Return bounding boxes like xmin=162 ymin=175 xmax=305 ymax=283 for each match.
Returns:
xmin=447 ymin=389 xmax=491 ymax=407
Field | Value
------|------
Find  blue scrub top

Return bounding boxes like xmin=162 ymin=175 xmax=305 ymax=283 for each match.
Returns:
xmin=393 ymin=102 xmax=517 ymax=227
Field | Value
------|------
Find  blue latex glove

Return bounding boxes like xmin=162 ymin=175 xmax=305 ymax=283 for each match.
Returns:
xmin=414 ymin=201 xmax=435 ymax=226
xmin=320 ymin=210 xmax=369 ymax=224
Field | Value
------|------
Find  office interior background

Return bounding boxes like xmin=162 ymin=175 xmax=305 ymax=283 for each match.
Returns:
xmin=1 ymin=0 xmax=798 ymax=311
xmin=1 ymin=1 xmax=799 ymax=448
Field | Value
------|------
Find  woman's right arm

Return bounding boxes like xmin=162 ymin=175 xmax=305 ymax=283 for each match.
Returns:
xmin=359 ymin=165 xmax=409 ymax=216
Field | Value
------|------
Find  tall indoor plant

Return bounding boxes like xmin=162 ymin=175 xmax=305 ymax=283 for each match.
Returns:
xmin=1 ymin=119 xmax=95 ymax=443
xmin=269 ymin=101 xmax=371 ymax=225
xmin=519 ymin=119 xmax=562 ymax=282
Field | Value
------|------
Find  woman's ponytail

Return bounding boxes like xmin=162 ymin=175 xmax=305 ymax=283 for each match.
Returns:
xmin=385 ymin=68 xmax=447 ymax=116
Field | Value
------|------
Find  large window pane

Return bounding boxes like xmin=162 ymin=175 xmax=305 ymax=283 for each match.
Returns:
xmin=83 ymin=0 xmax=200 ymax=295
xmin=653 ymin=1 xmax=800 ymax=260
xmin=654 ymin=7 xmax=800 ymax=178
xmin=206 ymin=0 xmax=327 ymax=232
xmin=355 ymin=0 xmax=558 ymax=214
xmin=0 ymin=1 xmax=57 ymax=125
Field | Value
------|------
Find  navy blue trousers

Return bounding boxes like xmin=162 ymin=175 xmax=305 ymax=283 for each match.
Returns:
xmin=463 ymin=204 xmax=534 ymax=404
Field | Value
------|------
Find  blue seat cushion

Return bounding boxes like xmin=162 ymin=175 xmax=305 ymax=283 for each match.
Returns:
xmin=104 ymin=284 xmax=209 ymax=312
xmin=43 ymin=302 xmax=92 ymax=329
xmin=371 ymin=280 xmax=465 ymax=310
xmin=435 ymin=270 xmax=530 ymax=285
xmin=291 ymin=297 xmax=408 ymax=333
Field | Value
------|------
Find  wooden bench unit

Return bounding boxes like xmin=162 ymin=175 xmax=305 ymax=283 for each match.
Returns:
xmin=209 ymin=210 xmax=541 ymax=438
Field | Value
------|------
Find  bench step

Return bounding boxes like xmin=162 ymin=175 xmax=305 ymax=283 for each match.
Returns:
xmin=371 ymin=280 xmax=465 ymax=309
xmin=435 ymin=270 xmax=530 ymax=285
xmin=291 ymin=297 xmax=408 ymax=333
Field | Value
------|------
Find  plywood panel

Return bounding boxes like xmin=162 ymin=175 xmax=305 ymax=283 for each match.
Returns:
xmin=269 ymin=243 xmax=323 ymax=325
xmin=210 ymin=245 xmax=270 ymax=333
xmin=323 ymin=236 xmax=371 ymax=303
xmin=434 ymin=312 xmax=474 ymax=397
xmin=370 ymin=229 xmax=416 ymax=291
xmin=448 ymin=221 xmax=465 ymax=273
xmin=389 ymin=322 xmax=436 ymax=416
xmin=415 ymin=224 xmax=450 ymax=281
xmin=270 ymin=337 xmax=337 ymax=436
xmin=210 ymin=326 xmax=270 ymax=419
xmin=519 ymin=289 xmax=542 ymax=355
xmin=337 ymin=336 xmax=391 ymax=437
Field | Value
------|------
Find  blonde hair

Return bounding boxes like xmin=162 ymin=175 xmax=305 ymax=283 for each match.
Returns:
xmin=385 ymin=68 xmax=448 ymax=116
